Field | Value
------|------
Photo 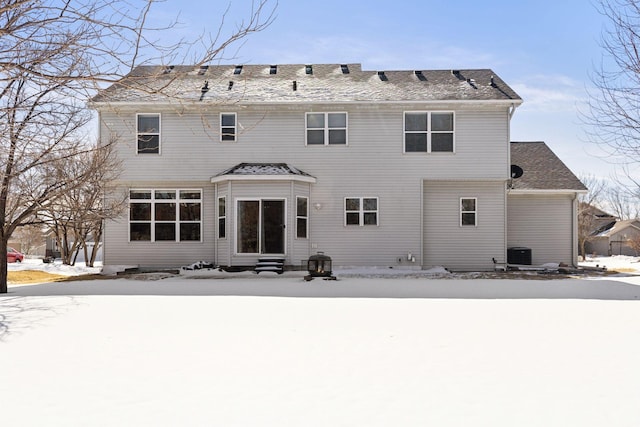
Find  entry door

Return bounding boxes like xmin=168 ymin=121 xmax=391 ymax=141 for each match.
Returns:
xmin=261 ymin=200 xmax=285 ymax=254
xmin=237 ymin=199 xmax=285 ymax=254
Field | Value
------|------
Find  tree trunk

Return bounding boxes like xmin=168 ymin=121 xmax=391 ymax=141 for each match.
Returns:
xmin=0 ymin=238 xmax=8 ymax=294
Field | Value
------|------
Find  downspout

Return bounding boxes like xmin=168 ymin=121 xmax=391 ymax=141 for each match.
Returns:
xmin=572 ymin=193 xmax=579 ymax=267
xmin=504 ymin=103 xmax=519 ymax=266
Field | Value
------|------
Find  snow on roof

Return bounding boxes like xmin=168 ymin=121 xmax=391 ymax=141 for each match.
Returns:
xmin=211 ymin=163 xmax=316 ymax=183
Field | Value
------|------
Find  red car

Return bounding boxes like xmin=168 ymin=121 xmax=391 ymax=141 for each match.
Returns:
xmin=7 ymin=247 xmax=24 ymax=263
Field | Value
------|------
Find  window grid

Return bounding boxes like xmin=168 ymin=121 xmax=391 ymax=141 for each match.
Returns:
xmin=403 ymin=111 xmax=454 ymax=153
xmin=345 ymin=197 xmax=378 ymax=226
xmin=129 ymin=189 xmax=202 ymax=242
xmin=306 ymin=112 xmax=348 ymax=145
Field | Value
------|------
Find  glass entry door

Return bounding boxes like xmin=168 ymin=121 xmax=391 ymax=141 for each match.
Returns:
xmin=237 ymin=199 xmax=285 ymax=254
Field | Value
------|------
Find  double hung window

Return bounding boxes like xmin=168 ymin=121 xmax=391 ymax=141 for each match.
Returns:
xmin=296 ymin=197 xmax=308 ymax=238
xmin=218 ymin=197 xmax=226 ymax=238
xmin=136 ymin=114 xmax=160 ymax=154
xmin=404 ymin=112 xmax=454 ymax=153
xmin=220 ymin=113 xmax=237 ymax=142
xmin=460 ymin=198 xmax=477 ymax=226
xmin=306 ymin=112 xmax=347 ymax=145
xmin=129 ymin=189 xmax=202 ymax=241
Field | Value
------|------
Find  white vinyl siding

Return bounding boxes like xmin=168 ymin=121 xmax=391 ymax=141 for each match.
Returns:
xmin=508 ymin=194 xmax=574 ymax=265
xmin=424 ymin=181 xmax=506 ymax=270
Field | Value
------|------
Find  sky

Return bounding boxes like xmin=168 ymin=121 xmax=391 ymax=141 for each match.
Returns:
xmin=149 ymin=0 xmax=620 ymax=183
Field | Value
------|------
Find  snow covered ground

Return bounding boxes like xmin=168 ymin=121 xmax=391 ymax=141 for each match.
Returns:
xmin=2 ymin=257 xmax=640 ymax=426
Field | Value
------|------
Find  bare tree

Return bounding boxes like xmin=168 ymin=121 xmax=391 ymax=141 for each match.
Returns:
xmin=577 ymin=174 xmax=608 ymax=258
xmin=585 ymin=1 xmax=640 ymax=165
xmin=604 ymin=184 xmax=640 ymax=219
xmin=0 ymin=0 xmax=276 ymax=293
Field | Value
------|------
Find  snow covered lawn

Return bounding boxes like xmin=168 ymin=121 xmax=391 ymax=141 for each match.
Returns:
xmin=2 ymin=259 xmax=640 ymax=426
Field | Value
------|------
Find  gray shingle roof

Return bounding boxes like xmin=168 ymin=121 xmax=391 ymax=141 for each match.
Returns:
xmin=510 ymin=141 xmax=587 ymax=191
xmin=211 ymin=163 xmax=316 ymax=183
xmin=91 ymin=64 xmax=521 ymax=104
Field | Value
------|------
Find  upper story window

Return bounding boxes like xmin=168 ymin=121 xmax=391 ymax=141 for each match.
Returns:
xmin=136 ymin=114 xmax=160 ymax=154
xmin=345 ymin=197 xmax=378 ymax=226
xmin=306 ymin=112 xmax=347 ymax=145
xmin=404 ymin=112 xmax=454 ymax=153
xmin=460 ymin=197 xmax=477 ymax=226
xmin=220 ymin=113 xmax=237 ymax=142
xmin=129 ymin=189 xmax=202 ymax=242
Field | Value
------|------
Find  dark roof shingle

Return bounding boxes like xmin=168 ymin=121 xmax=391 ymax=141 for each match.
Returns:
xmin=510 ymin=141 xmax=586 ymax=191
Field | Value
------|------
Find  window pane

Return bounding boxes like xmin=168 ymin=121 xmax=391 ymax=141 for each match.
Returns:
xmin=218 ymin=218 xmax=226 ymax=238
xmin=180 ymin=223 xmax=201 ymax=241
xmin=297 ymin=198 xmax=307 ymax=217
xmin=432 ymin=113 xmax=453 ymax=131
xmin=130 ymin=190 xmax=151 ymax=199
xmin=297 ymin=218 xmax=307 ymax=238
xmin=328 ymin=113 xmax=346 ymax=128
xmin=363 ymin=198 xmax=377 ymax=210
xmin=138 ymin=115 xmax=159 ymax=133
xmin=180 ymin=203 xmax=201 ymax=221
xmin=405 ymin=133 xmax=427 ymax=152
xmin=221 ymin=127 xmax=236 ymax=141
xmin=364 ymin=212 xmax=377 ymax=225
xmin=155 ymin=203 xmax=176 ymax=221
xmin=180 ymin=191 xmax=201 ymax=200
xmin=346 ymin=212 xmax=360 ymax=225
xmin=405 ymin=113 xmax=427 ymax=131
xmin=218 ymin=197 xmax=226 ymax=216
xmin=155 ymin=223 xmax=176 ymax=240
xmin=432 ymin=134 xmax=454 ymax=152
xmin=238 ymin=200 xmax=259 ymax=253
xmin=462 ymin=213 xmax=476 ymax=226
xmin=137 ymin=135 xmax=159 ymax=153
xmin=461 ymin=198 xmax=476 ymax=211
xmin=345 ymin=198 xmax=360 ymax=211
xmin=307 ymin=113 xmax=324 ymax=128
xmin=155 ymin=190 xmax=176 ymax=199
xmin=328 ymin=129 xmax=346 ymax=144
xmin=130 ymin=223 xmax=151 ymax=241
xmin=307 ymin=130 xmax=325 ymax=145
xmin=221 ymin=114 xmax=235 ymax=126
xmin=130 ymin=203 xmax=151 ymax=220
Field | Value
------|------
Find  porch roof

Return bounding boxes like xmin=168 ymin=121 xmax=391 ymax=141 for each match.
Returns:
xmin=211 ymin=163 xmax=317 ymax=184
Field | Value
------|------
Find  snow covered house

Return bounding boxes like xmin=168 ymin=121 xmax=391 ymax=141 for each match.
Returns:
xmin=90 ymin=64 xmax=586 ymax=271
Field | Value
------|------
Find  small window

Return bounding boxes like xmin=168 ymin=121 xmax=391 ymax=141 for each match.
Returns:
xmin=296 ymin=197 xmax=308 ymax=238
xmin=136 ymin=114 xmax=160 ymax=154
xmin=306 ymin=112 xmax=347 ymax=145
xmin=345 ymin=197 xmax=378 ymax=226
xmin=460 ymin=198 xmax=477 ymax=226
xmin=220 ymin=113 xmax=236 ymax=142
xmin=218 ymin=196 xmax=226 ymax=239
xmin=404 ymin=112 xmax=454 ymax=153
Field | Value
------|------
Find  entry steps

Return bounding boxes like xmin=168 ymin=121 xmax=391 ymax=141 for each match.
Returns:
xmin=254 ymin=257 xmax=285 ymax=274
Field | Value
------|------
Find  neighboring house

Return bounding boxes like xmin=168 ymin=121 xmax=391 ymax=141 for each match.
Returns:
xmin=90 ymin=64 xmax=586 ymax=271
xmin=586 ymin=218 xmax=640 ymax=256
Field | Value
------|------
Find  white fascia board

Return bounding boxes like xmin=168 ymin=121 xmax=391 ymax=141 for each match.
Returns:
xmin=508 ymin=189 xmax=588 ymax=195
xmin=211 ymin=175 xmax=317 ymax=184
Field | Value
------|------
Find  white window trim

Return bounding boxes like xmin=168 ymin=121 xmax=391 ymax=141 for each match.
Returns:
xmin=305 ymin=112 xmax=348 ymax=146
xmin=460 ymin=197 xmax=478 ymax=227
xmin=128 ymin=189 xmax=203 ymax=242
xmin=234 ymin=198 xmax=287 ymax=256
xmin=344 ymin=196 xmax=379 ymax=226
xmin=403 ymin=111 xmax=455 ymax=154
xmin=296 ymin=196 xmax=308 ymax=239
xmin=220 ymin=112 xmax=237 ymax=142
xmin=136 ymin=113 xmax=161 ymax=155
xmin=218 ymin=196 xmax=227 ymax=239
